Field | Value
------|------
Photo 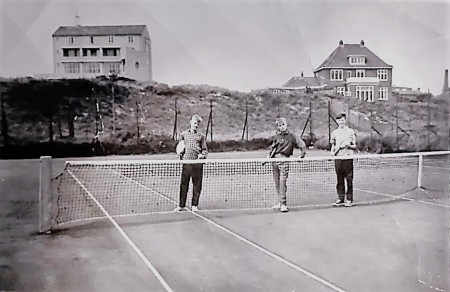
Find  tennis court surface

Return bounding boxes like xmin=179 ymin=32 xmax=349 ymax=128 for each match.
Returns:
xmin=32 ymin=151 xmax=450 ymax=291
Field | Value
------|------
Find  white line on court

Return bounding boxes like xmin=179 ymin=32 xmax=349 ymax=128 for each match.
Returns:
xmin=67 ymin=170 xmax=174 ymax=292
xmin=109 ymin=169 xmax=347 ymax=292
xmin=304 ymin=178 xmax=450 ymax=209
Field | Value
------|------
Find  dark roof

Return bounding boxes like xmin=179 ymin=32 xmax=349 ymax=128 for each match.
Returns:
xmin=315 ymin=42 xmax=392 ymax=72
xmin=282 ymin=76 xmax=327 ymax=88
xmin=53 ymin=25 xmax=147 ymax=37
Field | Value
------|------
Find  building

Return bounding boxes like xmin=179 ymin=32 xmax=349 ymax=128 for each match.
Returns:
xmin=52 ymin=25 xmax=152 ymax=81
xmin=314 ymin=40 xmax=393 ymax=102
xmin=257 ymin=72 xmax=327 ymax=94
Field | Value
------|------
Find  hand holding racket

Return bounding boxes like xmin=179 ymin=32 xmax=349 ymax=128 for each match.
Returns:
xmin=332 ymin=137 xmax=354 ymax=156
xmin=262 ymin=146 xmax=277 ymax=166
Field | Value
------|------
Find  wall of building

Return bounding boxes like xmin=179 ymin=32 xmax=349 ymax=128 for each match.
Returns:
xmin=52 ymin=31 xmax=152 ymax=81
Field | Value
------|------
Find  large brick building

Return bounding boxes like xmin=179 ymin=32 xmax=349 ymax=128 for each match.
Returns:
xmin=52 ymin=25 xmax=152 ymax=81
xmin=314 ymin=40 xmax=393 ymax=102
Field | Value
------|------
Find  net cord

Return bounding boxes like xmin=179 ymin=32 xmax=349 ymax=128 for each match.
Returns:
xmin=66 ymin=150 xmax=450 ymax=166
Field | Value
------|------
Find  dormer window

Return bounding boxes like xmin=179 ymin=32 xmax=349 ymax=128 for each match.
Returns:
xmin=349 ymin=56 xmax=366 ymax=65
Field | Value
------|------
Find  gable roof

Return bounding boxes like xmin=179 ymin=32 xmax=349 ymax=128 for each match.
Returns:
xmin=53 ymin=25 xmax=147 ymax=37
xmin=314 ymin=41 xmax=392 ymax=72
xmin=282 ymin=76 xmax=327 ymax=88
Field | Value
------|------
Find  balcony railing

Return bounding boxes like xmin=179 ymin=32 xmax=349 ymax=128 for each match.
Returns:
xmin=346 ymin=77 xmax=379 ymax=84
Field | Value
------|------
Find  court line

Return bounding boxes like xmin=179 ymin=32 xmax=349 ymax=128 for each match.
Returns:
xmin=304 ymin=178 xmax=450 ymax=209
xmin=189 ymin=210 xmax=347 ymax=292
xmin=109 ymin=169 xmax=347 ymax=292
xmin=67 ymin=170 xmax=174 ymax=292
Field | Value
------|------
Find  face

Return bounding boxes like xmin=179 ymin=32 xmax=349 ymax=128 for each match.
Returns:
xmin=337 ymin=117 xmax=346 ymax=127
xmin=190 ymin=118 xmax=200 ymax=131
xmin=277 ymin=121 xmax=287 ymax=132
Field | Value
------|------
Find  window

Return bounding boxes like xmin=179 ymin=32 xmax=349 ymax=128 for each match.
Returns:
xmin=84 ymin=63 xmax=101 ymax=74
xmin=63 ymin=63 xmax=80 ymax=74
xmin=83 ymin=48 xmax=99 ymax=57
xmin=356 ymin=70 xmax=365 ymax=78
xmin=69 ymin=37 xmax=74 ymax=44
xmin=104 ymin=62 xmax=121 ymax=74
xmin=330 ymin=69 xmax=343 ymax=81
xmin=349 ymin=56 xmax=365 ymax=65
xmin=336 ymin=87 xmax=346 ymax=96
xmin=346 ymin=71 xmax=352 ymax=79
xmin=90 ymin=36 xmax=94 ymax=44
xmin=128 ymin=36 xmax=134 ymax=43
xmin=102 ymin=48 xmax=120 ymax=56
xmin=356 ymin=86 xmax=374 ymax=102
xmin=377 ymin=69 xmax=388 ymax=81
xmin=108 ymin=36 xmax=114 ymax=43
xmin=379 ymin=87 xmax=389 ymax=100
xmin=135 ymin=62 xmax=139 ymax=69
xmin=62 ymin=48 xmax=80 ymax=57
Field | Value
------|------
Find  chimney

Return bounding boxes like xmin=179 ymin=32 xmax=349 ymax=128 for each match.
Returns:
xmin=443 ymin=69 xmax=449 ymax=94
xmin=360 ymin=40 xmax=365 ymax=46
xmin=339 ymin=40 xmax=344 ymax=46
xmin=74 ymin=13 xmax=81 ymax=26
xmin=301 ymin=71 xmax=304 ymax=78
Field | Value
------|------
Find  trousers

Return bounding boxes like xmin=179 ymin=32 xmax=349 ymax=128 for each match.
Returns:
xmin=334 ymin=159 xmax=353 ymax=201
xmin=179 ymin=163 xmax=204 ymax=207
xmin=272 ymin=161 xmax=290 ymax=205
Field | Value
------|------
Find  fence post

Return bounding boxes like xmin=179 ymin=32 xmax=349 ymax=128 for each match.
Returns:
xmin=417 ymin=154 xmax=423 ymax=188
xmin=309 ymin=101 xmax=313 ymax=140
xmin=427 ymin=95 xmax=431 ymax=150
xmin=396 ymin=94 xmax=399 ymax=150
xmin=205 ymin=98 xmax=213 ymax=142
xmin=39 ymin=156 xmax=55 ymax=233
xmin=242 ymin=96 xmax=249 ymax=140
xmin=210 ymin=99 xmax=213 ymax=142
xmin=136 ymin=94 xmax=140 ymax=143
xmin=328 ymin=100 xmax=331 ymax=149
xmin=172 ymin=96 xmax=178 ymax=141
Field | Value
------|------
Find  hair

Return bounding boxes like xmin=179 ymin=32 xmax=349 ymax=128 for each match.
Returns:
xmin=336 ymin=113 xmax=347 ymax=119
xmin=275 ymin=117 xmax=287 ymax=125
xmin=191 ymin=114 xmax=202 ymax=123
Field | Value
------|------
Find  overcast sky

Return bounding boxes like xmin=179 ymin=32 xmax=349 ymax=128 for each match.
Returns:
xmin=0 ymin=0 xmax=449 ymax=94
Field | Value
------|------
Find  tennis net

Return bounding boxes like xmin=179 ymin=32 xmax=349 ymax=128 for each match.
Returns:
xmin=39 ymin=151 xmax=449 ymax=232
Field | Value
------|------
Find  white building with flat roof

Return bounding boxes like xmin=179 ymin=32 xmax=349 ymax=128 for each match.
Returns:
xmin=52 ymin=25 xmax=152 ymax=81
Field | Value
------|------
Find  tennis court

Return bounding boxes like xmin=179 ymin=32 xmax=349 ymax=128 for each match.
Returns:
xmin=2 ymin=151 xmax=449 ymax=291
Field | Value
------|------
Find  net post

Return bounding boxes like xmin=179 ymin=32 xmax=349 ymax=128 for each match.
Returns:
xmin=39 ymin=156 xmax=55 ymax=233
xmin=417 ymin=154 xmax=423 ymax=188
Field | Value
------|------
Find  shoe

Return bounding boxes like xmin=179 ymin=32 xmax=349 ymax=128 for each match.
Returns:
xmin=173 ymin=206 xmax=186 ymax=212
xmin=272 ymin=203 xmax=281 ymax=209
xmin=280 ymin=204 xmax=289 ymax=212
xmin=332 ymin=200 xmax=345 ymax=207
xmin=344 ymin=201 xmax=354 ymax=207
xmin=191 ymin=206 xmax=199 ymax=212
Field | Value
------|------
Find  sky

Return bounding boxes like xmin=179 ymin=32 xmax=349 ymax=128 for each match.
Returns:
xmin=0 ymin=0 xmax=449 ymax=94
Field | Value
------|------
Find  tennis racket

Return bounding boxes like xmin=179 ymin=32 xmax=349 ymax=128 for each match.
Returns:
xmin=332 ymin=137 xmax=353 ymax=156
xmin=262 ymin=146 xmax=278 ymax=166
